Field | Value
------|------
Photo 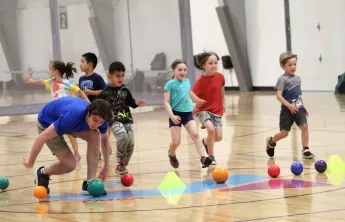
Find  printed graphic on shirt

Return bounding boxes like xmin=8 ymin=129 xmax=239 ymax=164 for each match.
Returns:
xmin=275 ymin=74 xmax=304 ymax=110
xmin=80 ymin=80 xmax=94 ymax=90
xmin=97 ymin=85 xmax=138 ymax=124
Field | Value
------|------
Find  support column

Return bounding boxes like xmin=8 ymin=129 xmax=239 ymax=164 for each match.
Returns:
xmin=49 ymin=0 xmax=62 ymax=60
xmin=216 ymin=1 xmax=252 ymax=91
xmin=0 ymin=0 xmax=22 ymax=86
xmin=284 ymin=0 xmax=292 ymax=51
xmin=178 ymin=0 xmax=195 ymax=84
xmin=88 ymin=0 xmax=116 ymax=70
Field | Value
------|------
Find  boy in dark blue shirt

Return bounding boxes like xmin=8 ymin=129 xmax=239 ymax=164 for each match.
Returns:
xmin=266 ymin=52 xmax=315 ymax=159
xmin=79 ymin=52 xmax=106 ymax=102
xmin=23 ymin=97 xmax=114 ymax=195
xmin=79 ymin=52 xmax=109 ymax=160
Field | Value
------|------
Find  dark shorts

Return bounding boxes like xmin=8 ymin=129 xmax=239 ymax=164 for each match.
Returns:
xmin=279 ymin=108 xmax=307 ymax=131
xmin=169 ymin=110 xmax=194 ymax=127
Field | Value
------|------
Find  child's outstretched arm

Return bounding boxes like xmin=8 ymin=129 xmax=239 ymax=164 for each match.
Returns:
xmin=190 ymin=91 xmax=206 ymax=106
xmin=127 ymin=90 xmax=146 ymax=108
xmin=276 ymin=90 xmax=299 ymax=114
xmin=25 ymin=76 xmax=44 ymax=85
xmin=23 ymin=124 xmax=58 ymax=168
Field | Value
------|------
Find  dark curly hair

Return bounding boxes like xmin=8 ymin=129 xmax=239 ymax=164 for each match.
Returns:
xmin=194 ymin=51 xmax=219 ymax=70
xmin=86 ymin=99 xmax=114 ymax=123
xmin=50 ymin=60 xmax=77 ymax=79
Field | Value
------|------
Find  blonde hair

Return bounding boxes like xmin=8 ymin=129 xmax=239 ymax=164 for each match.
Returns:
xmin=279 ymin=51 xmax=297 ymax=66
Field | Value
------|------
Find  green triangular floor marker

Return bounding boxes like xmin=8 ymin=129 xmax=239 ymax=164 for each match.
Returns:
xmin=326 ymin=172 xmax=345 ymax=186
xmin=326 ymin=155 xmax=345 ymax=173
xmin=159 ymin=190 xmax=185 ymax=205
xmin=158 ymin=172 xmax=186 ymax=190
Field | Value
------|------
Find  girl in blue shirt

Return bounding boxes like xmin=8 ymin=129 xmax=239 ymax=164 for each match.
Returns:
xmin=163 ymin=59 xmax=212 ymax=168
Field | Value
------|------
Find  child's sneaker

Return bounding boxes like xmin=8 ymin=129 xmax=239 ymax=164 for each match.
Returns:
xmin=116 ymin=163 xmax=128 ymax=175
xmin=302 ymin=148 xmax=315 ymax=159
xmin=35 ymin=166 xmax=50 ymax=194
xmin=81 ymin=180 xmax=107 ymax=195
xmin=200 ymin=156 xmax=212 ymax=168
xmin=202 ymin=138 xmax=209 ymax=155
xmin=168 ymin=150 xmax=179 ymax=168
xmin=266 ymin=137 xmax=276 ymax=157
xmin=209 ymin=156 xmax=217 ymax=165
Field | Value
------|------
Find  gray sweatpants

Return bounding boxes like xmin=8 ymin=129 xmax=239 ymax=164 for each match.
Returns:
xmin=110 ymin=122 xmax=134 ymax=165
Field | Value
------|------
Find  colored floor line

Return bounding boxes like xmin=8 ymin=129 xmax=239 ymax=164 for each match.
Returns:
xmin=48 ymin=174 xmax=267 ymax=201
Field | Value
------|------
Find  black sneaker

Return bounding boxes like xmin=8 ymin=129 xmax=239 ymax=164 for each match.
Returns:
xmin=82 ymin=180 xmax=107 ymax=196
xmin=35 ymin=166 xmax=50 ymax=194
xmin=266 ymin=137 xmax=275 ymax=158
xmin=302 ymin=148 xmax=315 ymax=159
xmin=200 ymin=156 xmax=212 ymax=168
xmin=202 ymin=138 xmax=209 ymax=155
xmin=209 ymin=155 xmax=217 ymax=165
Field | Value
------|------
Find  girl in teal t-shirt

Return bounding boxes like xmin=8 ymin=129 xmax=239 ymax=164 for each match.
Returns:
xmin=163 ymin=59 xmax=212 ymax=169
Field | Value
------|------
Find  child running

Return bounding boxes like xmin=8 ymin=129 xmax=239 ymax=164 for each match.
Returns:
xmin=79 ymin=52 xmax=109 ymax=160
xmin=97 ymin=61 xmax=146 ymax=175
xmin=265 ymin=51 xmax=315 ymax=159
xmin=191 ymin=52 xmax=226 ymax=166
xmin=25 ymin=61 xmax=89 ymax=162
xmin=164 ymin=59 xmax=212 ymax=168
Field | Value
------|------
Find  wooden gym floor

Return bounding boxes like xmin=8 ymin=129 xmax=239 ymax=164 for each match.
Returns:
xmin=0 ymin=91 xmax=345 ymax=221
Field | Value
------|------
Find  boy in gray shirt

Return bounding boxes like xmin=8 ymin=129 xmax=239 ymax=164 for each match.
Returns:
xmin=266 ymin=52 xmax=315 ymax=159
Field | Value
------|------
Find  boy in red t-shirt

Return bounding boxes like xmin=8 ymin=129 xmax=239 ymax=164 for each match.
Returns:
xmin=192 ymin=52 xmax=226 ymax=165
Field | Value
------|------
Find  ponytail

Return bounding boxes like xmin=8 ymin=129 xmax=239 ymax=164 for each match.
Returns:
xmin=65 ymin=62 xmax=77 ymax=79
xmin=50 ymin=60 xmax=77 ymax=79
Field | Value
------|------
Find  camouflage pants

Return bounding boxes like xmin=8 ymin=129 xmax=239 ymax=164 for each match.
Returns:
xmin=110 ymin=122 xmax=134 ymax=165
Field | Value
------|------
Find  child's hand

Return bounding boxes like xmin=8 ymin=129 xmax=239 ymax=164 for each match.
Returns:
xmin=288 ymin=104 xmax=299 ymax=114
xmin=83 ymin=88 xmax=92 ymax=95
xmin=24 ymin=75 xmax=33 ymax=84
xmin=23 ymin=158 xmax=34 ymax=169
xmin=192 ymin=107 xmax=199 ymax=116
xmin=135 ymin=100 xmax=147 ymax=106
xmin=170 ymin=115 xmax=181 ymax=125
xmin=196 ymin=99 xmax=206 ymax=106
xmin=306 ymin=111 xmax=309 ymax=117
